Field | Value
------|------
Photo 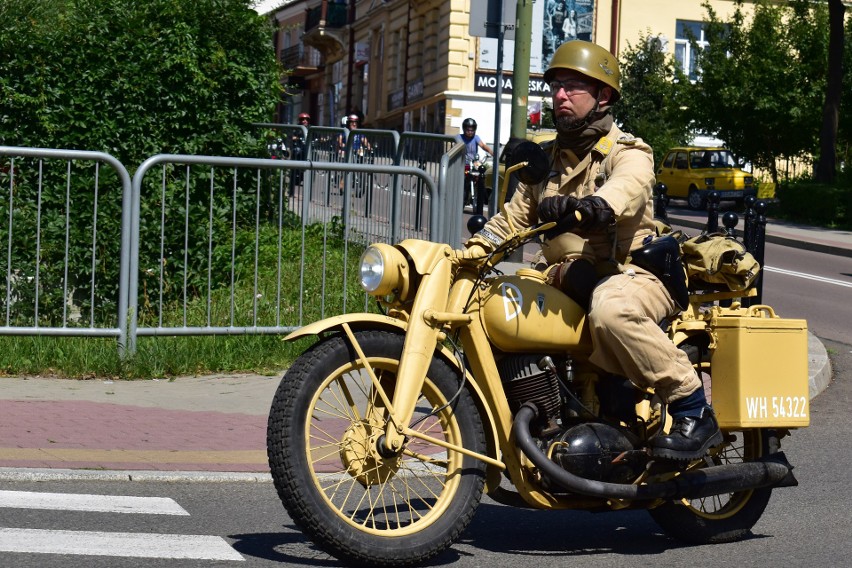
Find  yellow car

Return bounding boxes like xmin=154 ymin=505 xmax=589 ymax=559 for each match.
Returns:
xmin=656 ymin=147 xmax=756 ymax=210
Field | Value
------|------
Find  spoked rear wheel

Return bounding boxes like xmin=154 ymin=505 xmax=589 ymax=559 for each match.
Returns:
xmin=649 ymin=427 xmax=773 ymax=543
xmin=267 ymin=329 xmax=486 ymax=566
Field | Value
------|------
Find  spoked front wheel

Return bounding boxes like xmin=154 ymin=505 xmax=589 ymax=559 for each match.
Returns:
xmin=267 ymin=329 xmax=487 ymax=566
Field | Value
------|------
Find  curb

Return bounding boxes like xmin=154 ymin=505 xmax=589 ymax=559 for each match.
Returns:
xmin=808 ymin=331 xmax=832 ymax=400
xmin=0 ymin=467 xmax=272 ymax=483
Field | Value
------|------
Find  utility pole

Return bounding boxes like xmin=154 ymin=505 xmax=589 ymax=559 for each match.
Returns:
xmin=510 ymin=0 xmax=533 ymax=141
xmin=489 ymin=8 xmax=505 ymax=208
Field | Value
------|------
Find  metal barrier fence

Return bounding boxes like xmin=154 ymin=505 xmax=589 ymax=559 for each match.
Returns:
xmin=128 ymin=155 xmax=437 ymax=355
xmin=0 ymin=147 xmax=133 ymax=351
xmin=256 ymin=125 xmax=460 ymax=244
xmin=1 ymin=134 xmax=463 ymax=356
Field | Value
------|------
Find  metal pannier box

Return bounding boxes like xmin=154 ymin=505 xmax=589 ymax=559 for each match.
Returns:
xmin=709 ymin=307 xmax=810 ymax=429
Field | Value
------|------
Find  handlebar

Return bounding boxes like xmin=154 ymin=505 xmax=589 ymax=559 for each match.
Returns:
xmin=456 ymin=220 xmax=557 ymax=269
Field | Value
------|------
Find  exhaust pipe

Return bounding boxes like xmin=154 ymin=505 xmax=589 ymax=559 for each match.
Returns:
xmin=513 ymin=403 xmax=794 ymax=501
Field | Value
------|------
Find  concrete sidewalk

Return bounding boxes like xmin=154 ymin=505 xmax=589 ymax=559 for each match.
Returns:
xmin=0 ymin=213 xmax=845 ymax=481
xmin=0 ymin=375 xmax=280 ymax=480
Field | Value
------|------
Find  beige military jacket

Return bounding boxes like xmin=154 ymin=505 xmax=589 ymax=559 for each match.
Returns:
xmin=476 ymin=123 xmax=656 ymax=265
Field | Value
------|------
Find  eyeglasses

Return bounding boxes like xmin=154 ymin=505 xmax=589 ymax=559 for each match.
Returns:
xmin=549 ymin=79 xmax=595 ymax=95
xmin=298 ymin=118 xmax=309 ymax=123
xmin=347 ymin=120 xmax=359 ymax=124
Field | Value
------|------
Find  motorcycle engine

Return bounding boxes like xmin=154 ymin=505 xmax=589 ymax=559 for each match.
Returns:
xmin=550 ymin=423 xmax=638 ymax=483
xmin=498 ymin=354 xmax=646 ymax=484
xmin=497 ymin=355 xmax=562 ymax=436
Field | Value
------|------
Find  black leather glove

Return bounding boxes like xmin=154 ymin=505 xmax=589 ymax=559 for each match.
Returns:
xmin=537 ymin=195 xmax=581 ymax=223
xmin=537 ymin=195 xmax=614 ymax=234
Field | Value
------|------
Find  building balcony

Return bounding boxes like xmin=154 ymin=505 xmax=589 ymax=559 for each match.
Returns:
xmin=303 ymin=1 xmax=348 ymax=64
xmin=280 ymin=44 xmax=321 ymax=76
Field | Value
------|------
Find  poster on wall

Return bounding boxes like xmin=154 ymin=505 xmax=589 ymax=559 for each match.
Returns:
xmin=479 ymin=0 xmax=544 ymax=73
xmin=542 ymin=0 xmax=594 ymax=69
xmin=479 ymin=0 xmax=594 ymax=74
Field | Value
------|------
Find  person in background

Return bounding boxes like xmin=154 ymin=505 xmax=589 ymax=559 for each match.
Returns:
xmin=288 ymin=112 xmax=310 ymax=191
xmin=340 ymin=113 xmax=372 ymax=157
xmin=292 ymin=112 xmax=310 ymax=153
xmin=456 ymin=118 xmax=493 ymax=164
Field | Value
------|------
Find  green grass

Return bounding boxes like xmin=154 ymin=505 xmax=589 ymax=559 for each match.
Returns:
xmin=0 ymin=334 xmax=312 ymax=379
xmin=0 ymin=220 xmax=372 ymax=380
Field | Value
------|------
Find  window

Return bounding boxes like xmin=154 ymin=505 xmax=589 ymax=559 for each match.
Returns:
xmin=674 ymin=20 xmax=709 ymax=81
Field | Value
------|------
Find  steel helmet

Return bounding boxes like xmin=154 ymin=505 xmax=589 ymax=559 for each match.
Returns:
xmin=544 ymin=41 xmax=621 ymax=103
xmin=462 ymin=118 xmax=477 ymax=130
xmin=297 ymin=112 xmax=310 ymax=121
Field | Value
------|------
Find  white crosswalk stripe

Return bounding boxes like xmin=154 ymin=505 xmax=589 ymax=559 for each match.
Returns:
xmin=0 ymin=490 xmax=244 ymax=561
xmin=0 ymin=528 xmax=245 ymax=560
xmin=0 ymin=490 xmax=189 ymax=515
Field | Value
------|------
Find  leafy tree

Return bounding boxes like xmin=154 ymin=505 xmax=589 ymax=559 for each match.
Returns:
xmin=837 ymin=5 xmax=852 ymax=174
xmin=0 ymin=0 xmax=281 ymax=164
xmin=687 ymin=0 xmax=829 ymax=184
xmin=614 ymin=31 xmax=695 ymax=167
xmin=0 ymin=0 xmax=283 ymax=325
xmin=815 ymin=0 xmax=845 ymax=183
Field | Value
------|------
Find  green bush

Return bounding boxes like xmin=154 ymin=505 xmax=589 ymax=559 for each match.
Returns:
xmin=771 ymin=180 xmax=851 ymax=229
xmin=0 ymin=0 xmax=281 ymax=326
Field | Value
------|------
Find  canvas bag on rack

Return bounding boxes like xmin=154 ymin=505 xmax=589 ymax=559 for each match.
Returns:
xmin=681 ymin=233 xmax=761 ymax=291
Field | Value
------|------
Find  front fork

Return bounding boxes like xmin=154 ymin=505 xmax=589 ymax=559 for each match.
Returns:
xmin=380 ymin=255 xmax=457 ymax=453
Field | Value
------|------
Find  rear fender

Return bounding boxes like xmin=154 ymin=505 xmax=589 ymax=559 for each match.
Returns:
xmin=285 ymin=314 xmax=503 ymax=490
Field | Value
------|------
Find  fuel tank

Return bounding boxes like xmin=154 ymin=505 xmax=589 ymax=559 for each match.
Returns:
xmin=479 ymin=269 xmax=592 ymax=353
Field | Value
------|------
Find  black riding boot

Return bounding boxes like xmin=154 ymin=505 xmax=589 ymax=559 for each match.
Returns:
xmin=650 ymin=389 xmax=723 ymax=461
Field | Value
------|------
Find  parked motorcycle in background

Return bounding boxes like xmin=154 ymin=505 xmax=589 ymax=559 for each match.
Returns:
xmin=464 ymin=154 xmax=491 ymax=214
xmin=266 ymin=137 xmax=290 ymax=160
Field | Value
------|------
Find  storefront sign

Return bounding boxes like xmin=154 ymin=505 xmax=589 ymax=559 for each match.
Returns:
xmin=474 ymin=72 xmax=550 ymax=97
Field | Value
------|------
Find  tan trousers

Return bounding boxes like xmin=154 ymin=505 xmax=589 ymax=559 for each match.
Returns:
xmin=588 ymin=265 xmax=701 ymax=404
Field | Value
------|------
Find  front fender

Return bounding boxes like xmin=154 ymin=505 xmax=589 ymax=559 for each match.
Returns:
xmin=284 ymin=313 xmax=407 ymax=341
xmin=285 ymin=313 xmax=503 ymax=489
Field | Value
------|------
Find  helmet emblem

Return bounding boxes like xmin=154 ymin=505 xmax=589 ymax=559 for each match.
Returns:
xmin=599 ymin=59 xmax=614 ymax=76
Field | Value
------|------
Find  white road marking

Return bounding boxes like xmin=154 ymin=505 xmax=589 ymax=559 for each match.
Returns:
xmin=0 ymin=490 xmax=189 ymax=515
xmin=764 ymin=266 xmax=852 ymax=288
xmin=0 ymin=528 xmax=244 ymax=560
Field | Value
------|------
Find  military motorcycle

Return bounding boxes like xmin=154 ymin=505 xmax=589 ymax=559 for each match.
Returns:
xmin=267 ymin=142 xmax=809 ymax=567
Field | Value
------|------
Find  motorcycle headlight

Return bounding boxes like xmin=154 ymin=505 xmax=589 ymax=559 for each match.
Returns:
xmin=359 ymin=244 xmax=409 ymax=298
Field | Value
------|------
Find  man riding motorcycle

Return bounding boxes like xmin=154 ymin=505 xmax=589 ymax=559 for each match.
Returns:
xmin=457 ymin=117 xmax=494 ymax=163
xmin=466 ymin=40 xmax=722 ymax=461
